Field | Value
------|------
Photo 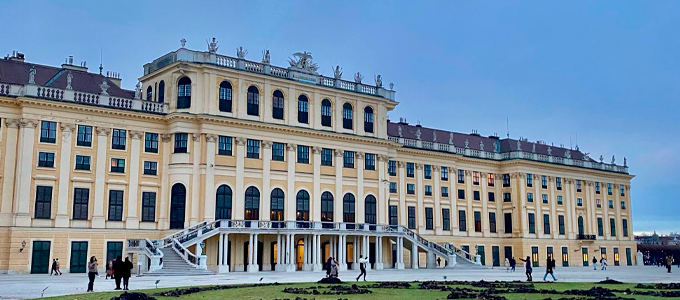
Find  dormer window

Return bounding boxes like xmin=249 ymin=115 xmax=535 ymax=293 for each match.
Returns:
xmin=177 ymin=77 xmax=191 ymax=109
xmin=219 ymin=81 xmax=232 ymax=112
xmin=343 ymin=102 xmax=353 ymax=129
xmin=364 ymin=106 xmax=374 ymax=133
xmin=297 ymin=95 xmax=309 ymax=124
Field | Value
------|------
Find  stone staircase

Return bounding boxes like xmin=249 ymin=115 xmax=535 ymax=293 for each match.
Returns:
xmin=144 ymin=247 xmax=213 ymax=276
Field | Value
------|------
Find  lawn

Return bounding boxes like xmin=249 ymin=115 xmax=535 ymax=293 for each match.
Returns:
xmin=42 ymin=281 xmax=678 ymax=300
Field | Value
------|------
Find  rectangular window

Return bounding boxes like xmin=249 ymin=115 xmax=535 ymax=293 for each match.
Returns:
xmin=442 ymin=208 xmax=450 ymax=230
xmin=542 ymin=194 xmax=548 ymax=204
xmin=473 ymin=190 xmax=480 ymax=200
xmin=541 ymin=175 xmax=547 ymax=189
xmin=527 ymin=192 xmax=534 ymax=202
xmin=110 ymin=158 xmax=125 ymax=173
xmin=620 ymin=185 xmax=625 ymax=196
xmin=174 ymin=133 xmax=188 ymax=153
xmin=424 ymin=165 xmax=432 ymax=179
xmin=407 ymin=184 xmax=415 ymax=195
xmin=34 ymin=186 xmax=53 ymax=219
xmin=556 ymin=177 xmax=562 ymax=190
xmin=38 ymin=152 xmax=55 ymax=168
xmin=543 ymin=214 xmax=551 ymax=234
xmin=459 ymin=210 xmax=467 ymax=231
xmin=623 ymin=219 xmax=629 ymax=237
xmin=562 ymin=247 xmax=569 ymax=267
xmin=321 ymin=148 xmax=333 ymax=166
xmin=598 ymin=218 xmax=604 ymax=236
xmin=474 ymin=211 xmax=482 ymax=232
xmin=74 ymin=155 xmax=91 ymax=171
xmin=441 ymin=186 xmax=449 ymax=197
xmin=608 ymin=200 xmax=613 ymax=209
xmin=219 ymin=136 xmax=233 ymax=156
xmin=607 ymin=183 xmax=612 ymax=195
xmin=621 ymin=201 xmax=626 ymax=210
xmin=441 ymin=166 xmax=449 ymax=181
xmin=526 ymin=173 xmax=533 ymax=187
xmin=112 ymin=129 xmax=126 ymax=150
xmin=458 ymin=189 xmax=465 ymax=200
xmin=108 ymin=190 xmax=124 ymax=221
xmin=425 ymin=207 xmax=433 ymax=230
xmin=388 ymin=160 xmax=397 ymax=176
xmin=425 ymin=185 xmax=432 ymax=196
xmin=389 ymin=205 xmax=398 ymax=226
xmin=488 ymin=192 xmax=495 ymax=202
xmin=558 ymin=215 xmax=565 ymax=235
xmin=407 ymin=206 xmax=416 ymax=229
xmin=473 ymin=171 xmax=480 ymax=185
xmin=297 ymin=145 xmax=309 ymax=164
xmin=143 ymin=161 xmax=157 ymax=176
xmin=141 ymin=192 xmax=156 ymax=222
xmin=557 ymin=195 xmax=563 ymax=205
xmin=576 ymin=180 xmax=582 ymax=192
xmin=489 ymin=212 xmax=497 ymax=233
xmin=145 ymin=132 xmax=159 ymax=153
xmin=40 ymin=121 xmax=57 ymax=143
xmin=458 ymin=169 xmax=465 ymax=183
xmin=76 ymin=125 xmax=92 ymax=147
xmin=610 ymin=218 xmax=616 ymax=237
xmin=502 ymin=173 xmax=510 ymax=187
xmin=596 ymin=199 xmax=602 ymax=208
xmin=596 ymin=182 xmax=601 ymax=194
xmin=503 ymin=192 xmax=511 ymax=202
xmin=246 ymin=139 xmax=260 ymax=158
xmin=528 ymin=213 xmax=535 ymax=234
xmin=614 ymin=247 xmax=620 ymax=266
xmin=406 ymin=162 xmax=414 ymax=177
xmin=626 ymin=248 xmax=632 ymax=266
xmin=365 ymin=153 xmax=376 ymax=170
xmin=389 ymin=182 xmax=397 ymax=193
xmin=577 ymin=198 xmax=583 ymax=207
xmin=343 ymin=151 xmax=355 ymax=168
xmin=504 ymin=213 xmax=512 ymax=233
xmin=532 ymin=246 xmax=539 ymax=268
xmin=72 ymin=188 xmax=89 ymax=220
xmin=487 ymin=173 xmax=495 ymax=187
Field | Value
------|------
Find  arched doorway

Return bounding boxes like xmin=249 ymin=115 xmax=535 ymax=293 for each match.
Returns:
xmin=170 ymin=183 xmax=186 ymax=229
xmin=296 ymin=190 xmax=310 ymax=228
xmin=321 ymin=191 xmax=334 ymax=228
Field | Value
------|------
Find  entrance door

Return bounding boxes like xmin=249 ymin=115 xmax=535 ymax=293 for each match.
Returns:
xmin=478 ymin=246 xmax=486 ymax=266
xmin=31 ymin=241 xmax=51 ymax=274
xmin=369 ymin=242 xmax=376 ymax=269
xmin=106 ymin=242 xmax=123 ymax=264
xmin=492 ymin=246 xmax=500 ymax=267
xmin=582 ymin=247 xmax=589 ymax=266
xmin=243 ymin=242 xmax=249 ymax=270
xmin=271 ymin=242 xmax=277 ymax=269
xmin=258 ymin=241 xmax=263 ymax=271
xmin=69 ymin=241 xmax=88 ymax=273
xmin=392 ymin=247 xmax=397 ymax=268
xmin=170 ymin=184 xmax=186 ymax=229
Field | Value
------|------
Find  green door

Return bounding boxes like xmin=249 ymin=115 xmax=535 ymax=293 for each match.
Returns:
xmin=492 ymin=246 xmax=500 ymax=266
xmin=70 ymin=241 xmax=88 ymax=273
xmin=31 ymin=241 xmax=51 ymax=274
xmin=478 ymin=246 xmax=485 ymax=266
xmin=106 ymin=242 xmax=123 ymax=264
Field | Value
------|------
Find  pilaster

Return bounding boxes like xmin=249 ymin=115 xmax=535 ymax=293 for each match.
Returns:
xmin=158 ymin=134 xmax=172 ymax=229
xmin=190 ymin=133 xmax=201 ymax=225
xmin=0 ymin=119 xmax=20 ymax=225
xmin=334 ymin=149 xmax=343 ymax=223
xmin=234 ymin=137 xmax=246 ymax=220
xmin=312 ymin=146 xmax=321 ymax=222
xmin=262 ymin=140 xmax=272 ymax=221
xmin=91 ymin=126 xmax=110 ymax=228
xmin=125 ymin=130 xmax=143 ymax=229
xmin=356 ymin=151 xmax=365 ymax=223
xmin=204 ymin=134 xmax=217 ymax=221
xmin=286 ymin=143 xmax=296 ymax=222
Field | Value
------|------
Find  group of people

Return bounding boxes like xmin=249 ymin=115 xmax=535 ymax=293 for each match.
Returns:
xmin=592 ymin=256 xmax=608 ymax=270
xmin=505 ymin=256 xmax=557 ymax=282
xmin=86 ymin=256 xmax=133 ymax=292
xmin=504 ymin=257 xmax=517 ymax=272
xmin=50 ymin=258 xmax=63 ymax=275
xmin=324 ymin=255 xmax=369 ymax=281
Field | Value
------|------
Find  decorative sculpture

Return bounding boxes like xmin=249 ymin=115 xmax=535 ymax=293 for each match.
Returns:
xmin=28 ymin=66 xmax=36 ymax=84
xmin=624 ymin=157 xmax=627 ymax=167
xmin=565 ymin=149 xmax=571 ymax=159
xmin=432 ymin=130 xmax=437 ymax=142
xmin=398 ymin=126 xmax=402 ymax=137
xmin=261 ymin=50 xmax=270 ymax=64
xmin=374 ymin=75 xmax=383 ymax=88
xmin=180 ymin=38 xmax=186 ymax=48
xmin=287 ymin=51 xmax=318 ymax=73
xmin=599 ymin=155 xmax=604 ymax=163
xmin=449 ymin=132 xmax=453 ymax=145
xmin=465 ymin=139 xmax=469 ymax=149
xmin=389 ymin=82 xmax=394 ymax=90
xmin=611 ymin=155 xmax=615 ymax=164
xmin=66 ymin=71 xmax=73 ymax=90
xmin=493 ymin=140 xmax=499 ymax=153
xmin=237 ymin=46 xmax=248 ymax=59
xmin=333 ymin=66 xmax=343 ymax=79
xmin=100 ymin=79 xmax=110 ymax=96
xmin=547 ymin=147 xmax=552 ymax=156
xmin=134 ymin=82 xmax=142 ymax=99
xmin=354 ymin=72 xmax=363 ymax=83
xmin=516 ymin=140 xmax=521 ymax=151
xmin=532 ymin=143 xmax=536 ymax=153
xmin=207 ymin=37 xmax=219 ymax=53
xmin=479 ymin=140 xmax=484 ymax=151
xmin=416 ymin=128 xmax=421 ymax=140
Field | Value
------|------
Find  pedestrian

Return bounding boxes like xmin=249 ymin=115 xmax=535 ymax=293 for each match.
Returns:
xmin=326 ymin=257 xmax=333 ymax=277
xmin=356 ymin=255 xmax=368 ymax=281
xmin=122 ymin=257 xmax=133 ymax=290
xmin=87 ymin=256 xmax=98 ymax=292
xmin=331 ymin=257 xmax=339 ymax=278
xmin=55 ymin=258 xmax=62 ymax=275
xmin=518 ymin=256 xmax=532 ymax=282
xmin=51 ymin=259 xmax=57 ymax=275
xmin=437 ymin=257 xmax=441 ymax=268
xmin=601 ymin=257 xmax=607 ymax=270
xmin=111 ymin=259 xmax=117 ymax=280
xmin=592 ymin=257 xmax=598 ymax=270
xmin=666 ymin=256 xmax=673 ymax=273
xmin=113 ymin=256 xmax=123 ymax=290
xmin=510 ymin=257 xmax=516 ymax=272
xmin=543 ymin=257 xmax=557 ymax=281
xmin=504 ymin=258 xmax=510 ymax=272
xmin=105 ymin=260 xmax=112 ymax=279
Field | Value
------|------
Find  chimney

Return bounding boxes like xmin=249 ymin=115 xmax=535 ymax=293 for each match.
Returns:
xmin=106 ymin=71 xmax=122 ymax=87
xmin=61 ymin=55 xmax=88 ymax=72
xmin=8 ymin=50 xmax=25 ymax=62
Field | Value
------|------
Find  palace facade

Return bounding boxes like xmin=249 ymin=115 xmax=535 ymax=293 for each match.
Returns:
xmin=0 ymin=44 xmax=635 ymax=274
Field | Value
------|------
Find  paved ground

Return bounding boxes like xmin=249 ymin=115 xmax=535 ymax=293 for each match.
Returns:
xmin=0 ymin=266 xmax=678 ymax=299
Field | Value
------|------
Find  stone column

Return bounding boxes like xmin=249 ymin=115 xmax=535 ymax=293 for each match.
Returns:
xmin=12 ymin=119 xmax=37 ymax=226
xmin=398 ymin=162 xmax=406 ymax=227
xmin=222 ymin=233 xmax=230 ymax=272
xmin=312 ymin=147 xmax=321 ymax=222
xmin=375 ymin=236 xmax=384 ymax=270
xmin=190 ymin=133 xmax=201 ymax=225
xmin=218 ymin=233 xmax=224 ymax=266
xmin=286 ymin=144 xmax=296 ymax=222
xmin=204 ymin=134 xmax=217 ymax=221
xmin=124 ymin=131 xmax=143 ymax=229
xmin=356 ymin=152 xmax=365 ymax=223
xmin=450 ymin=166 xmax=457 ymax=232
xmin=262 ymin=141 xmax=272 ymax=220
xmin=377 ymin=155 xmax=388 ymax=224
xmin=396 ymin=237 xmax=404 ymax=269
xmin=411 ymin=240 xmax=419 ymax=269
xmin=550 ymin=177 xmax=558 ymax=238
xmin=334 ymin=150 xmax=343 ymax=223
xmin=158 ymin=134 xmax=172 ymax=229
xmin=465 ymin=170 xmax=473 ymax=236
xmin=276 ymin=234 xmax=282 ymax=271
xmin=287 ymin=234 xmax=295 ymax=272
xmin=519 ymin=174 xmax=528 ymax=235
xmin=339 ymin=235 xmax=347 ymax=271
xmin=0 ymin=119 xmax=20 ymax=225
xmin=55 ymin=123 xmax=75 ymax=227
xmin=303 ymin=235 xmax=309 ymax=270
xmin=433 ymin=166 xmax=442 ymax=234
xmin=234 ymin=138 xmax=246 ymax=220
xmin=248 ymin=233 xmax=256 ymax=272
xmin=91 ymin=126 xmax=110 ymax=228
xmin=416 ymin=164 xmax=424 ymax=230
xmin=352 ymin=236 xmax=359 ymax=270
xmin=481 ymin=172 xmax=489 ymax=235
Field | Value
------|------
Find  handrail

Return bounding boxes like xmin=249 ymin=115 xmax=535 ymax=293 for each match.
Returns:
xmin=172 ymin=238 xmax=200 ymax=267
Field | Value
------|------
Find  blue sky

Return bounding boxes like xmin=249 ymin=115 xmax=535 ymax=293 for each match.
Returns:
xmin=2 ymin=1 xmax=678 ymax=233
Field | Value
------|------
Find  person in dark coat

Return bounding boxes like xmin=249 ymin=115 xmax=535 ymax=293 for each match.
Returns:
xmin=50 ymin=259 xmax=57 ymax=275
xmin=325 ymin=257 xmax=333 ymax=277
xmin=510 ymin=257 xmax=516 ymax=272
xmin=592 ymin=256 xmax=598 ymax=270
xmin=122 ymin=257 xmax=133 ymax=290
xmin=518 ymin=256 xmax=532 ymax=281
xmin=87 ymin=256 xmax=98 ymax=292
xmin=113 ymin=256 xmax=123 ymax=290
xmin=543 ymin=257 xmax=557 ymax=281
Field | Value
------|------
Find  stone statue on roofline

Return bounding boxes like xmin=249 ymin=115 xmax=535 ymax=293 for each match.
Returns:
xmin=465 ymin=139 xmax=469 ymax=149
xmin=180 ymin=38 xmax=186 ymax=48
xmin=333 ymin=66 xmax=343 ymax=79
xmin=134 ymin=82 xmax=142 ymax=99
xmin=375 ymin=75 xmax=383 ymax=88
xmin=611 ymin=155 xmax=615 ymax=164
xmin=547 ymin=147 xmax=552 ymax=156
xmin=433 ymin=130 xmax=437 ymax=142
xmin=354 ymin=72 xmax=363 ymax=83
xmin=389 ymin=82 xmax=394 ymax=90
xmin=398 ymin=126 xmax=402 ymax=137
xmin=66 ymin=71 xmax=73 ymax=90
xmin=480 ymin=140 xmax=484 ymax=151
xmin=100 ymin=79 xmax=110 ymax=96
xmin=28 ymin=66 xmax=36 ymax=84
xmin=565 ymin=149 xmax=571 ymax=159
xmin=207 ymin=37 xmax=219 ymax=53
xmin=516 ymin=140 xmax=521 ymax=151
xmin=449 ymin=132 xmax=453 ymax=145
xmin=237 ymin=46 xmax=248 ymax=59
xmin=261 ymin=50 xmax=270 ymax=65
xmin=599 ymin=155 xmax=603 ymax=163
xmin=288 ymin=51 xmax=318 ymax=74
xmin=416 ymin=128 xmax=421 ymax=140
xmin=532 ymin=143 xmax=536 ymax=153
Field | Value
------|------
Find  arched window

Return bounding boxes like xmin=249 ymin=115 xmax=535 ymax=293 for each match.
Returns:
xmin=219 ymin=81 xmax=232 ymax=112
xmin=170 ymin=183 xmax=187 ymax=229
xmin=364 ymin=106 xmax=374 ymax=133
xmin=578 ymin=216 xmax=584 ymax=235
xmin=321 ymin=99 xmax=332 ymax=127
xmin=247 ymin=86 xmax=259 ymax=116
xmin=158 ymin=81 xmax=165 ymax=103
xmin=272 ymin=90 xmax=284 ymax=120
xmin=365 ymin=195 xmax=377 ymax=225
xmin=215 ymin=185 xmax=232 ymax=220
xmin=244 ymin=186 xmax=260 ymax=221
xmin=342 ymin=102 xmax=353 ymax=130
xmin=177 ymin=77 xmax=191 ymax=109
xmin=297 ymin=94 xmax=309 ymax=124
xmin=270 ymin=188 xmax=285 ymax=228
xmin=146 ymin=86 xmax=153 ymax=101
xmin=343 ymin=193 xmax=356 ymax=228
xmin=321 ymin=192 xmax=334 ymax=227
xmin=296 ymin=190 xmax=310 ymax=223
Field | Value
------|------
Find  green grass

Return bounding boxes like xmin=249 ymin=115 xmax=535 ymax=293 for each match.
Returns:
xmin=42 ymin=281 xmax=675 ymax=300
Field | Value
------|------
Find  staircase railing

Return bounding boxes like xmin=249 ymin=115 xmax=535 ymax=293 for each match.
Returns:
xmin=443 ymin=242 xmax=475 ymax=263
xmin=172 ymin=238 xmax=200 ymax=267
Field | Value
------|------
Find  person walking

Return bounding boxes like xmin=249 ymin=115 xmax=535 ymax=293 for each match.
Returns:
xmin=437 ymin=257 xmax=441 ymax=268
xmin=518 ymin=256 xmax=532 ymax=282
xmin=510 ymin=257 xmax=516 ymax=272
xmin=55 ymin=258 xmax=62 ymax=275
xmin=504 ymin=258 xmax=510 ymax=272
xmin=113 ymin=256 xmax=123 ymax=290
xmin=666 ymin=256 xmax=673 ymax=273
xmin=356 ymin=255 xmax=368 ymax=281
xmin=325 ymin=257 xmax=333 ymax=278
xmin=601 ymin=257 xmax=607 ymax=270
xmin=87 ymin=256 xmax=98 ymax=292
xmin=50 ymin=259 xmax=57 ymax=276
xmin=543 ymin=257 xmax=557 ymax=281
xmin=592 ymin=257 xmax=598 ymax=270
xmin=330 ymin=257 xmax=339 ymax=278
xmin=122 ymin=257 xmax=133 ymax=290
xmin=105 ymin=260 xmax=112 ymax=279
